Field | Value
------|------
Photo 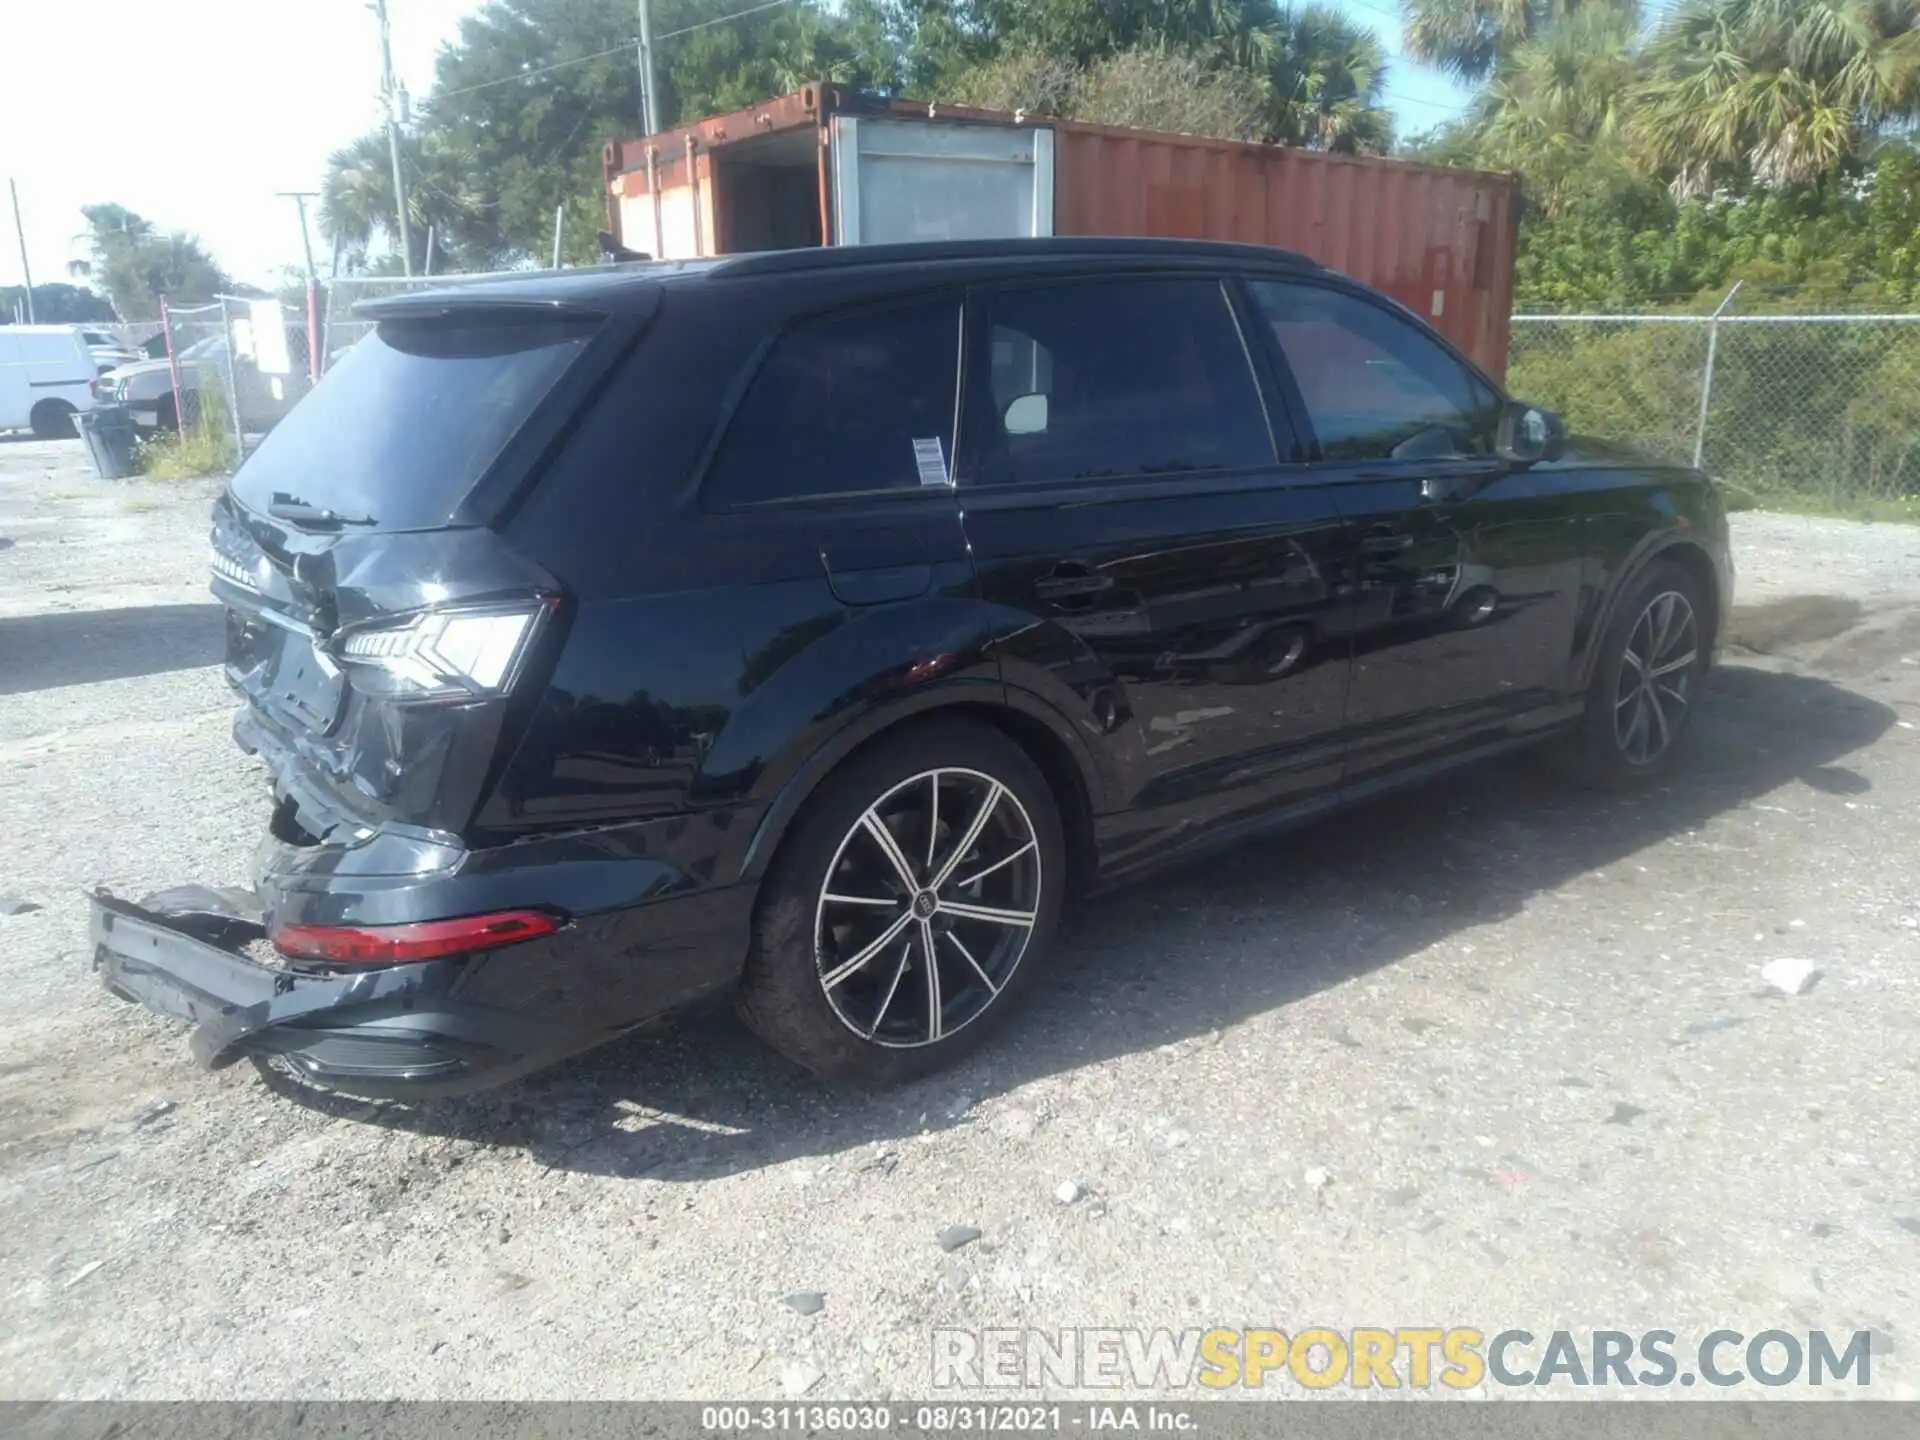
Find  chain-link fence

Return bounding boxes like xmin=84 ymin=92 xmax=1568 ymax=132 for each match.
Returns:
xmin=1509 ymin=312 xmax=1920 ymax=508
xmin=108 ymin=295 xmax=320 ymax=469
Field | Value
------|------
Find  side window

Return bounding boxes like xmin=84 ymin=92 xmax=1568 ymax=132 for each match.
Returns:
xmin=702 ymin=298 xmax=959 ymax=506
xmin=1247 ymin=281 xmax=1501 ymax=462
xmin=965 ymin=279 xmax=1273 ymax=487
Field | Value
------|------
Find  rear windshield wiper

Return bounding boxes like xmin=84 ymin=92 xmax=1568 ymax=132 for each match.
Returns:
xmin=267 ymin=493 xmax=376 ymax=528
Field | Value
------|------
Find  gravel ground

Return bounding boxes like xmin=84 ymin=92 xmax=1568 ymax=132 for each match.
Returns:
xmin=3 ymin=438 xmax=1919 ymax=1402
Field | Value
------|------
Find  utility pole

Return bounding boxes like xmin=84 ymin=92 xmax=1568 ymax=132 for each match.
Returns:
xmin=276 ymin=191 xmax=320 ymax=283
xmin=8 ymin=179 xmax=35 ymax=323
xmin=373 ymin=0 xmax=414 ymax=275
xmin=636 ymin=0 xmax=661 ymax=135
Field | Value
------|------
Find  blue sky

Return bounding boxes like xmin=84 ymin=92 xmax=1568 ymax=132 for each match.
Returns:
xmin=1330 ymin=0 xmax=1479 ymax=141
xmin=2 ymin=0 xmax=1477 ymax=292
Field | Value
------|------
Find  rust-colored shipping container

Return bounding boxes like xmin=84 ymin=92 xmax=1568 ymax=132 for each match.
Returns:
xmin=604 ymin=85 xmax=1519 ymax=378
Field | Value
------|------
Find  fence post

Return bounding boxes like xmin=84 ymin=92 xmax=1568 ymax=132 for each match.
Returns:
xmin=159 ymin=295 xmax=186 ymax=437
xmin=647 ymin=144 xmax=664 ymax=259
xmin=306 ymin=277 xmax=321 ymax=384
xmin=216 ymin=295 xmax=247 ymax=472
xmin=1692 ymin=282 xmax=1742 ymax=470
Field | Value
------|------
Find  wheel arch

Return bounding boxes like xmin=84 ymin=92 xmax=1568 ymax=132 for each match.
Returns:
xmin=29 ymin=397 xmax=77 ymax=433
xmin=1580 ymin=536 xmax=1723 ymax=691
xmin=737 ymin=695 xmax=1103 ymax=900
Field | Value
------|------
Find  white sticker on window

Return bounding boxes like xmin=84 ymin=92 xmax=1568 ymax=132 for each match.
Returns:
xmin=912 ymin=436 xmax=950 ymax=487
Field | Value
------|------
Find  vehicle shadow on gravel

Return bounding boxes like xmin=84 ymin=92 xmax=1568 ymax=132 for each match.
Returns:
xmin=269 ymin=661 xmax=1896 ymax=1177
xmin=0 ymin=603 xmax=224 ymax=694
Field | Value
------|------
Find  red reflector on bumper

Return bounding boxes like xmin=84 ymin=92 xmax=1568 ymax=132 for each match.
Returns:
xmin=272 ymin=909 xmax=562 ymax=964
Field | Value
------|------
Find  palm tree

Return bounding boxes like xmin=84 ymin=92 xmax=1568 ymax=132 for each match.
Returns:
xmin=318 ymin=133 xmax=400 ymax=261
xmin=320 ymin=131 xmax=507 ymax=271
xmin=1403 ymin=0 xmax=1636 ymax=86
xmin=1633 ymin=0 xmax=1920 ymax=195
xmin=1266 ymin=4 xmax=1392 ymax=151
xmin=1171 ymin=0 xmax=1393 ymax=149
xmin=1471 ymin=5 xmax=1643 ymax=210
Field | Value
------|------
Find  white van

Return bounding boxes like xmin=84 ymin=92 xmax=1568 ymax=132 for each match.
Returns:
xmin=0 ymin=326 xmax=100 ymax=437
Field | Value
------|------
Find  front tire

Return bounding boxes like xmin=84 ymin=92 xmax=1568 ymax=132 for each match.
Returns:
xmin=1562 ymin=558 xmax=1709 ymax=787
xmin=30 ymin=400 xmax=76 ymax=439
xmin=737 ymin=720 xmax=1065 ymax=1083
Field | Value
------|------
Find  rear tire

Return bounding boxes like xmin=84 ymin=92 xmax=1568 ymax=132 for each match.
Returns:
xmin=1558 ymin=558 xmax=1709 ymax=788
xmin=737 ymin=720 xmax=1065 ymax=1083
xmin=30 ymin=400 xmax=76 ymax=439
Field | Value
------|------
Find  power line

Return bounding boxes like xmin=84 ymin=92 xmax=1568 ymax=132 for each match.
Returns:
xmin=423 ymin=0 xmax=800 ymax=110
xmin=424 ymin=40 xmax=641 ymax=106
xmin=1385 ymin=89 xmax=1459 ymax=112
xmin=656 ymin=0 xmax=797 ymax=42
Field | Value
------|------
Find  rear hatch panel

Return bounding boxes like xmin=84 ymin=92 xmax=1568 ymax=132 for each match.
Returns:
xmin=209 ymin=299 xmax=644 ymax=843
xmin=215 ymin=495 xmax=569 ymax=841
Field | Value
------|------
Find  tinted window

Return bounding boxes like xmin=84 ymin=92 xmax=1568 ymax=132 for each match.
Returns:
xmin=231 ymin=314 xmax=595 ymax=531
xmin=702 ymin=299 xmax=960 ymax=506
xmin=1248 ymin=281 xmax=1500 ymax=462
xmin=966 ymin=279 xmax=1272 ymax=486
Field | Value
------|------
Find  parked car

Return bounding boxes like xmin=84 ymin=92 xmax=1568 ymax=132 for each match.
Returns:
xmin=78 ymin=328 xmax=142 ymax=372
xmin=0 ymin=325 xmax=99 ymax=436
xmin=89 ymin=238 xmax=1732 ymax=1100
xmin=98 ymin=333 xmax=308 ymax=435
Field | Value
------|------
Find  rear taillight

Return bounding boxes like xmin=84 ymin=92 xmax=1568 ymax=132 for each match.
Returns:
xmin=271 ymin=909 xmax=563 ymax=965
xmin=333 ymin=598 xmax=554 ymax=700
xmin=90 ymin=378 xmax=100 ymax=400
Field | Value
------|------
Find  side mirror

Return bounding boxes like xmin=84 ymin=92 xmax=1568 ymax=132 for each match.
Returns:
xmin=1496 ymin=402 xmax=1564 ymax=464
xmin=1003 ymin=392 xmax=1049 ymax=436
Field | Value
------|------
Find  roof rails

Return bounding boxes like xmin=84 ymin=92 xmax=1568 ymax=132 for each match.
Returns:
xmin=712 ymin=236 xmax=1321 ymax=279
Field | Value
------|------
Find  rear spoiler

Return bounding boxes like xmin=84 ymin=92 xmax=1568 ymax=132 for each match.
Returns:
xmin=355 ymin=273 xmax=666 ymax=323
xmin=354 ymin=294 xmax=633 ymax=324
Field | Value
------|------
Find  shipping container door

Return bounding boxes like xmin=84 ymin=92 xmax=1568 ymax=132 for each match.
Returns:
xmin=830 ymin=118 xmax=1055 ymax=245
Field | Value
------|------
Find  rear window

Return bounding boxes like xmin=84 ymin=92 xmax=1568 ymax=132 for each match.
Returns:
xmin=231 ymin=313 xmax=597 ymax=531
xmin=701 ymin=298 xmax=961 ymax=507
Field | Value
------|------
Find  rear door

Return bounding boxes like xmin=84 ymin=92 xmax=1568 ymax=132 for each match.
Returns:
xmin=489 ymin=289 xmax=981 ymax=832
xmin=956 ymin=273 xmax=1357 ymax=872
xmin=1243 ymin=279 xmax=1587 ymax=784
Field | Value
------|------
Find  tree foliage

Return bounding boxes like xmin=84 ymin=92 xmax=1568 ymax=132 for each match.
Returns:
xmin=73 ymin=205 xmax=233 ymax=321
xmin=1403 ymin=0 xmax=1634 ymax=86
xmin=0 ymin=283 xmax=115 ymax=324
xmin=1632 ymin=0 xmax=1920 ymax=196
xmin=319 ymin=0 xmax=1397 ymax=267
xmin=1401 ymin=0 xmax=1920 ymax=311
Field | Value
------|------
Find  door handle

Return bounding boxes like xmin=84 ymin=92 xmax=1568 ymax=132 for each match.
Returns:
xmin=1034 ymin=561 xmax=1114 ymax=605
xmin=1422 ymin=470 xmax=1498 ymax=503
xmin=1361 ymin=532 xmax=1413 ymax=557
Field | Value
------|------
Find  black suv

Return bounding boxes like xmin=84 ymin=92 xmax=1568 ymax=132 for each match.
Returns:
xmin=90 ymin=238 xmax=1732 ymax=1098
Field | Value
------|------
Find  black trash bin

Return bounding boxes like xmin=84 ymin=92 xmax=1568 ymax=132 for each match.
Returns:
xmin=77 ymin=404 xmax=140 ymax=480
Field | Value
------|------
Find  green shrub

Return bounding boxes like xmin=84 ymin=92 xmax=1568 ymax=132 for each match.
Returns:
xmin=136 ymin=388 xmax=236 ymax=479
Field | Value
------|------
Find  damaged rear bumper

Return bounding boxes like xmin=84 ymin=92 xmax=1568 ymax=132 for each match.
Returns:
xmin=89 ymin=887 xmax=590 ymax=1099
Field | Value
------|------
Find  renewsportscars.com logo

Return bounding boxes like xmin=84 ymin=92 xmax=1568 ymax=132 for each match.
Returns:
xmin=932 ymin=1327 xmax=1873 ymax=1391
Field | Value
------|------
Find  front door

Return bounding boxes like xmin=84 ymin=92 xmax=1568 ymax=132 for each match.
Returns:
xmin=955 ymin=274 xmax=1358 ymax=873
xmin=1243 ymin=279 xmax=1588 ymax=783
